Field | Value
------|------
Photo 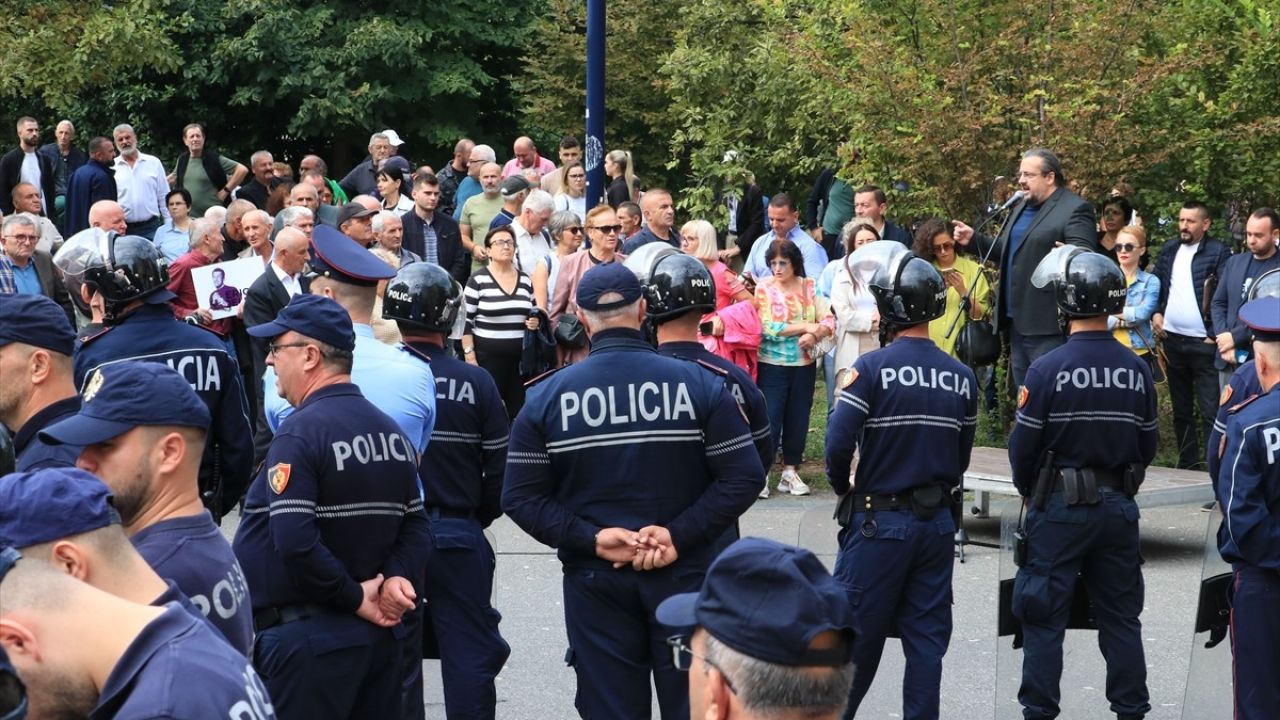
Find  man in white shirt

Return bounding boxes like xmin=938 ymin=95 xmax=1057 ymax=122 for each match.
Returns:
xmin=512 ymin=189 xmax=554 ymax=274
xmin=112 ymin=124 xmax=171 ymax=241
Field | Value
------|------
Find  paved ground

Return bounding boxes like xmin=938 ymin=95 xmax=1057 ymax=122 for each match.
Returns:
xmin=225 ymin=494 xmax=1233 ymax=719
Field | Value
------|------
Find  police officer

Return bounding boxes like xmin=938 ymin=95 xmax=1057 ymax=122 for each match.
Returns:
xmin=0 ymin=545 xmax=276 ymax=719
xmin=0 ymin=294 xmax=81 ymax=471
xmin=637 ymin=251 xmax=774 ymax=472
xmin=262 ymin=224 xmax=435 ymax=457
xmin=825 ymin=241 xmax=977 ymax=720
xmin=383 ymin=262 xmax=511 ymax=720
xmin=0 ymin=467 xmax=207 ymax=620
xmin=502 ymin=262 xmax=764 ymax=719
xmin=1008 ymin=247 xmax=1157 ymax=720
xmin=1207 ymin=268 xmax=1280 ymax=487
xmin=234 ymin=293 xmax=430 ymax=720
xmin=53 ymin=231 xmax=252 ymax=521
xmin=1216 ymin=295 xmax=1280 ymax=720
xmin=39 ymin=361 xmax=253 ymax=655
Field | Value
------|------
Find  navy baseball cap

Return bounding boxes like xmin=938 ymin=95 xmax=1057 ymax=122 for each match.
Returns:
xmin=0 ymin=294 xmax=76 ymax=356
xmin=577 ymin=262 xmax=643 ymax=311
xmin=307 ymin=224 xmax=395 ymax=287
xmin=0 ymin=468 xmax=121 ymax=549
xmin=246 ymin=292 xmax=356 ymax=352
xmin=656 ymin=537 xmax=855 ymax=667
xmin=39 ymin=361 xmax=211 ymax=447
xmin=1240 ymin=296 xmax=1280 ymax=343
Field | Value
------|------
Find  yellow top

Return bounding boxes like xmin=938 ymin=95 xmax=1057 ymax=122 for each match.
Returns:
xmin=928 ymin=254 xmax=991 ymax=357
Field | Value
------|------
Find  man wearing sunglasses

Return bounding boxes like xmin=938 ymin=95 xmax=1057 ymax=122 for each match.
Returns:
xmin=656 ymin=537 xmax=856 ymax=720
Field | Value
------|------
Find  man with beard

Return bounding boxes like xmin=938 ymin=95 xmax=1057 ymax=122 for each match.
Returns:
xmin=111 ymin=124 xmax=171 ymax=240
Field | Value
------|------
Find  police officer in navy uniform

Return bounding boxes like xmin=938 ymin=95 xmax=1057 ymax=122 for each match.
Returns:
xmin=1216 ymin=295 xmax=1280 ymax=720
xmin=502 ymin=262 xmax=765 ymax=719
xmin=0 ymin=294 xmax=81 ymax=471
xmin=825 ymin=241 xmax=977 ymax=720
xmin=39 ymin=361 xmax=254 ymax=655
xmin=1207 ymin=268 xmax=1279 ymax=488
xmin=233 ymin=293 xmax=430 ymax=720
xmin=53 ymin=231 xmax=252 ymax=521
xmin=383 ymin=262 xmax=511 ymax=720
xmin=0 ymin=545 xmax=275 ymax=719
xmin=638 ymin=252 xmax=774 ymax=472
xmin=1008 ymin=247 xmax=1158 ymax=720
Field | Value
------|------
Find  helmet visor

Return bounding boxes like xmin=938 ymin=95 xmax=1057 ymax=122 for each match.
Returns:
xmin=623 ymin=243 xmax=679 ymax=283
xmin=1249 ymin=268 xmax=1280 ymax=301
xmin=1030 ymin=245 xmax=1088 ymax=290
xmin=52 ymin=228 xmax=112 ymax=282
xmin=845 ymin=240 xmax=911 ymax=292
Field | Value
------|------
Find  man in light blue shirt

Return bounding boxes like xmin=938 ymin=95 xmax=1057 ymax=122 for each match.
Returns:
xmin=261 ymin=226 xmax=435 ymax=454
xmin=743 ymin=193 xmax=828 ymax=280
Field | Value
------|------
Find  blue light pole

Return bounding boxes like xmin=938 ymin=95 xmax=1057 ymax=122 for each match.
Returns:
xmin=585 ymin=0 xmax=606 ymax=207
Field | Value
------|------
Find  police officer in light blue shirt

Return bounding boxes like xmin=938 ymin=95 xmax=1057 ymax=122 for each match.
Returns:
xmin=262 ymin=224 xmax=435 ymax=455
xmin=1008 ymin=247 xmax=1158 ymax=720
xmin=825 ymin=241 xmax=977 ymax=720
xmin=383 ymin=263 xmax=511 ymax=720
xmin=235 ymin=293 xmax=430 ymax=720
xmin=503 ymin=261 xmax=764 ymax=720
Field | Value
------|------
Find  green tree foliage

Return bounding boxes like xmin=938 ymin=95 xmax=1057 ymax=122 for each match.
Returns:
xmin=1 ymin=0 xmax=533 ymax=170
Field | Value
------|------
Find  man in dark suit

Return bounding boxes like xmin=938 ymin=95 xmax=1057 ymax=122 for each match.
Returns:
xmin=64 ymin=138 xmax=118 ymax=236
xmin=1 ymin=214 xmax=74 ymax=322
xmin=242 ymin=226 xmax=311 ymax=464
xmin=1211 ymin=207 xmax=1280 ymax=381
xmin=954 ymin=147 xmax=1097 ymax=388
xmin=401 ymin=172 xmax=469 ymax=285
xmin=38 ymin=120 xmax=88 ymax=223
xmin=0 ymin=117 xmax=57 ymax=217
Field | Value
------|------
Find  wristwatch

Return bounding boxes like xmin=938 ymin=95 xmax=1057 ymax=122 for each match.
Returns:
xmin=463 ymin=346 xmax=475 ymax=355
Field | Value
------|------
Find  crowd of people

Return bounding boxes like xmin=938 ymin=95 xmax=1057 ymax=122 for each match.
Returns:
xmin=1 ymin=114 xmax=1279 ymax=720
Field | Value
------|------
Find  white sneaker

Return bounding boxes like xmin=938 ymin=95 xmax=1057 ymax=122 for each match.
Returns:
xmin=758 ymin=482 xmax=771 ymax=499
xmin=776 ymin=474 xmax=792 ymax=494
xmin=781 ymin=469 xmax=810 ymax=496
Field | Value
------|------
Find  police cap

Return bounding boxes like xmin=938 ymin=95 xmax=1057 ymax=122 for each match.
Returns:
xmin=656 ymin=537 xmax=855 ymax=667
xmin=39 ymin=361 xmax=211 ymax=447
xmin=577 ymin=261 xmax=643 ymax=311
xmin=247 ymin=293 xmax=356 ymax=352
xmin=1239 ymin=296 xmax=1280 ymax=343
xmin=306 ymin=225 xmax=396 ymax=287
xmin=382 ymin=262 xmax=462 ymax=333
xmin=0 ymin=468 xmax=121 ymax=549
xmin=0 ymin=294 xmax=75 ymax=356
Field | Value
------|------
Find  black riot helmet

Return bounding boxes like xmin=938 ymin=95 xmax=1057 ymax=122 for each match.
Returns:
xmin=1032 ymin=246 xmax=1126 ymax=318
xmin=1247 ymin=267 xmax=1280 ymax=302
xmin=642 ymin=254 xmax=716 ymax=322
xmin=53 ymin=231 xmax=171 ymax=324
xmin=846 ymin=242 xmax=946 ymax=327
xmin=381 ymin=262 xmax=462 ymax=333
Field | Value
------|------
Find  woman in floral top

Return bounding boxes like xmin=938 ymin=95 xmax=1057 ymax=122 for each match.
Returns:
xmin=754 ymin=239 xmax=834 ymax=498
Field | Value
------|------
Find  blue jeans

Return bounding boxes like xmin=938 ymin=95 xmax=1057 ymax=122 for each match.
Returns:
xmin=757 ymin=362 xmax=817 ymax=467
xmin=1009 ymin=327 xmax=1064 ymax=389
xmin=822 ymin=352 xmax=837 ymax=416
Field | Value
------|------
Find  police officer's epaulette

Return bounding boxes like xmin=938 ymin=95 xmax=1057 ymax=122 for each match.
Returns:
xmin=75 ymin=324 xmax=112 ymax=346
xmin=398 ymin=343 xmax=432 ymax=364
xmin=693 ymin=358 xmax=730 ymax=377
xmin=524 ymin=366 xmax=563 ymax=388
xmin=1227 ymin=394 xmax=1262 ymax=415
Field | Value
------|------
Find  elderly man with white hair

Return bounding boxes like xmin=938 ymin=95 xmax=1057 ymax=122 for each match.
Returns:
xmin=339 ymin=131 xmax=394 ymax=199
xmin=111 ymin=123 xmax=170 ymax=240
xmin=511 ymin=189 xmax=555 ymax=274
xmin=373 ymin=210 xmax=420 ymax=266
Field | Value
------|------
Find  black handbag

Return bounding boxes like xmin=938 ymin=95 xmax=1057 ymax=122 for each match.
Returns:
xmin=955 ymin=317 xmax=1001 ymax=367
xmin=555 ymin=313 xmax=588 ymax=349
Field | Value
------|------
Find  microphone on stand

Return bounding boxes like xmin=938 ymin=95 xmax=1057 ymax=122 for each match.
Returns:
xmin=992 ymin=189 xmax=1026 ymax=214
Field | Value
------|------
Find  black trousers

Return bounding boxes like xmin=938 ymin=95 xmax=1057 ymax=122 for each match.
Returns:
xmin=1163 ymin=332 xmax=1217 ymax=469
xmin=475 ymin=338 xmax=525 ymax=421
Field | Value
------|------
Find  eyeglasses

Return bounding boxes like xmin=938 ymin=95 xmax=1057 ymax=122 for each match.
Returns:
xmin=2 ymin=234 xmax=38 ymax=244
xmin=488 ymin=238 xmax=515 ymax=247
xmin=590 ymin=224 xmax=623 ymax=234
xmin=666 ymin=636 xmax=737 ymax=695
xmin=1016 ymin=171 xmax=1046 ymax=179
xmin=933 ymin=241 xmax=955 ymax=252
xmin=568 ymin=174 xmax=585 ymax=180
xmin=267 ymin=342 xmax=310 ymax=356
xmin=1115 ymin=243 xmax=1142 ymax=253
xmin=680 ymin=235 xmax=699 ymax=244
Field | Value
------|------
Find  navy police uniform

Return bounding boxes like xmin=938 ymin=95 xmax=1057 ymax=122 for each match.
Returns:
xmin=825 ymin=336 xmax=977 ymax=720
xmin=38 ymin=361 xmax=256 ymax=654
xmin=0 ymin=294 xmax=81 ymax=471
xmin=1216 ymin=297 xmax=1280 ymax=720
xmin=658 ymin=341 xmax=773 ymax=471
xmin=401 ymin=340 xmax=511 ymax=720
xmin=1208 ymin=359 xmax=1262 ymax=488
xmin=74 ymin=302 xmax=252 ymax=519
xmin=1008 ymin=331 xmax=1158 ymax=719
xmin=502 ymin=263 xmax=764 ymax=720
xmin=233 ymin=294 xmax=430 ymax=720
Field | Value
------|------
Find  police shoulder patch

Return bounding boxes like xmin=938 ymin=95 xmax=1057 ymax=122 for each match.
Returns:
xmin=523 ymin=366 xmax=563 ymax=388
xmin=1219 ymin=385 xmax=1233 ymax=407
xmin=838 ymin=367 xmax=858 ymax=389
xmin=1017 ymin=385 xmax=1030 ymax=409
xmin=268 ymin=463 xmax=292 ymax=494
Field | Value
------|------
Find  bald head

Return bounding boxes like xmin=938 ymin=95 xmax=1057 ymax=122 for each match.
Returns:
xmin=351 ymin=195 xmax=381 ymax=213
xmin=88 ymin=201 xmax=127 ymax=234
xmin=512 ymin=136 xmax=538 ymax=169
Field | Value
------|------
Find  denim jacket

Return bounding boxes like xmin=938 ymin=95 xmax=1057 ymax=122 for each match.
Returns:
xmin=1108 ymin=269 xmax=1160 ymax=351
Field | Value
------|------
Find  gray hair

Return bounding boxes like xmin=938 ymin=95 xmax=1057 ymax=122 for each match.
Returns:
xmin=278 ymin=206 xmax=314 ymax=229
xmin=579 ymin=293 xmax=640 ymax=329
xmin=1023 ymin=147 xmax=1066 ymax=187
xmin=523 ymin=189 xmax=554 ymax=215
xmin=250 ymin=150 xmax=273 ymax=166
xmin=547 ymin=210 xmax=581 ymax=239
xmin=243 ymin=209 xmax=270 ymax=226
xmin=704 ymin=633 xmax=854 ymax=717
xmin=2 ymin=213 xmax=39 ymax=236
xmin=369 ymin=132 xmax=389 ymax=147
xmin=203 ymin=206 xmax=227 ymax=228
xmin=371 ymin=210 xmax=401 ymax=234
xmin=472 ymin=144 xmax=496 ymax=163
xmin=188 ymin=218 xmax=211 ymax=249
xmin=112 ymin=123 xmax=135 ymax=136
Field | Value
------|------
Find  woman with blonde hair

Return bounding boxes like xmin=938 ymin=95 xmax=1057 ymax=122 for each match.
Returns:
xmin=680 ymin=219 xmax=759 ymax=376
xmin=604 ymin=150 xmax=638 ymax=208
xmin=552 ymin=162 xmax=587 ymax=222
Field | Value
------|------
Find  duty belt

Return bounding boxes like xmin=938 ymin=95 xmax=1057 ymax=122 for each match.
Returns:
xmin=253 ymin=604 xmax=331 ymax=633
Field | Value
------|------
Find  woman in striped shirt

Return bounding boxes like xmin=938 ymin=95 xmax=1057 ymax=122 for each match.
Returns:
xmin=463 ymin=225 xmax=540 ymax=419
